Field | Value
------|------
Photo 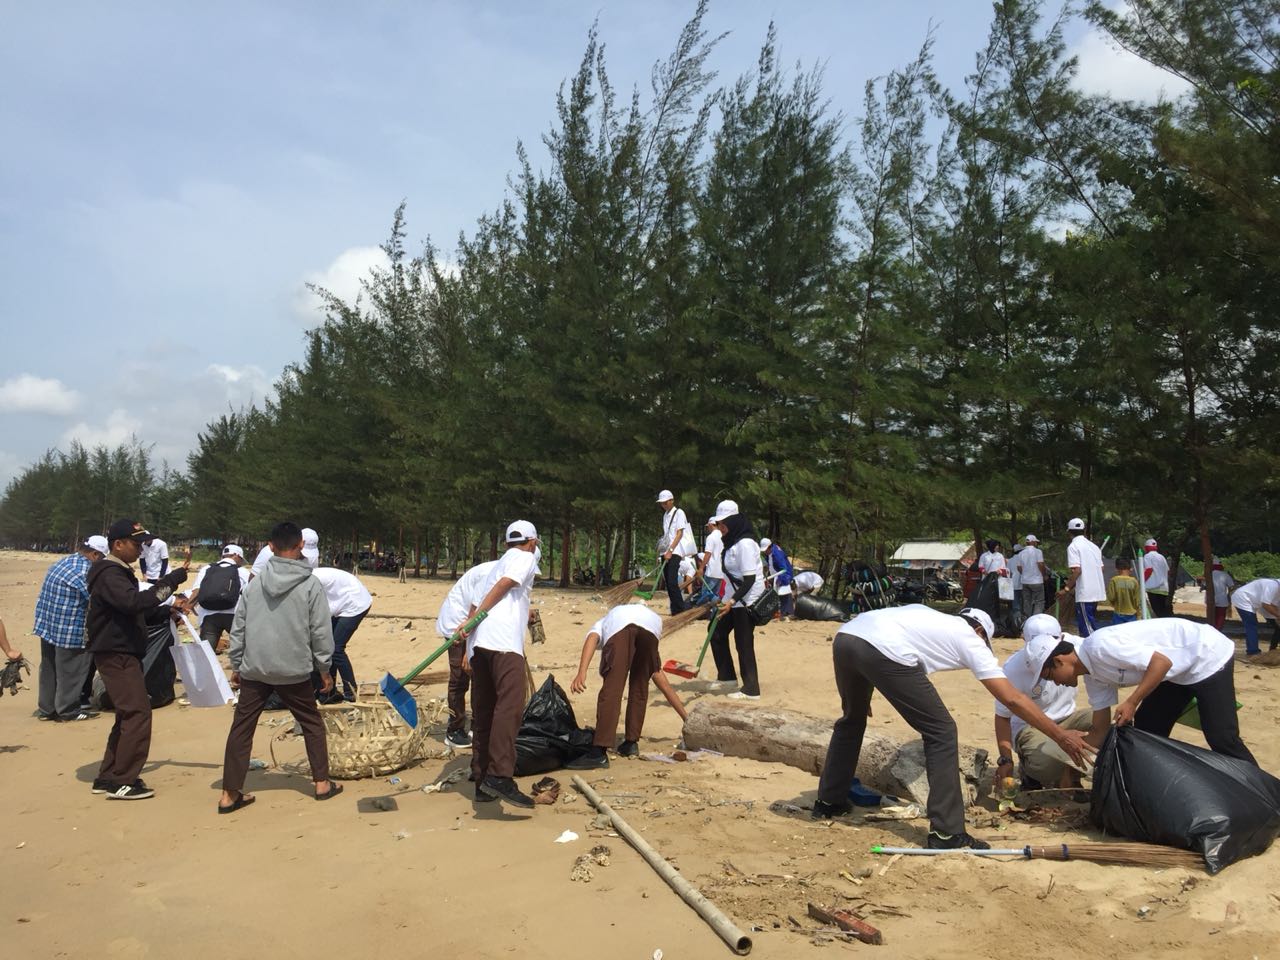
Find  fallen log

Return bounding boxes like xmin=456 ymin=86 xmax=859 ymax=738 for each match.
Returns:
xmin=681 ymin=701 xmax=989 ymax=807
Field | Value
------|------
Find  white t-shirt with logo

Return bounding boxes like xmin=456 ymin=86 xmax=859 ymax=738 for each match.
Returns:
xmin=702 ymin=529 xmax=724 ymax=579
xmin=140 ymin=538 xmax=169 ymax=579
xmin=1076 ymin=619 xmax=1234 ymax=709
xmin=1231 ymin=578 xmax=1280 ymax=616
xmin=1017 ymin=546 xmax=1045 ymax=585
xmin=995 ymin=644 xmax=1079 ymax=738
xmin=837 ymin=604 xmax=1004 ymax=680
xmin=188 ymin=559 xmax=250 ymax=623
xmin=722 ymin=539 xmax=765 ymax=606
xmin=469 ymin=547 xmax=538 ymax=656
xmin=311 ymin=567 xmax=373 ymax=619
xmin=661 ymin=507 xmax=697 ymax=557
xmin=588 ymin=604 xmax=664 ymax=647
xmin=437 ymin=560 xmax=499 ymax=638
xmin=1143 ymin=551 xmax=1169 ymax=594
xmin=794 ymin=571 xmax=824 ymax=593
xmin=1066 ymin=535 xmax=1106 ymax=603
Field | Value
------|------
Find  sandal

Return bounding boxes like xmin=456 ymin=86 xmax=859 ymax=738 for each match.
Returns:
xmin=315 ymin=781 xmax=344 ymax=801
xmin=217 ymin=792 xmax=256 ymax=815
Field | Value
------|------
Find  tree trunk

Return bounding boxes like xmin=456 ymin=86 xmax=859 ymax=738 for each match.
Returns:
xmin=621 ymin=516 xmax=633 ymax=581
xmin=414 ymin=528 xmax=421 ymax=578
xmin=560 ymin=525 xmax=572 ymax=589
xmin=682 ymin=701 xmax=989 ymax=807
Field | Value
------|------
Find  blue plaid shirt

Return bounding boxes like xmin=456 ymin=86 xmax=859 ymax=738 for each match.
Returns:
xmin=33 ymin=553 xmax=92 ymax=649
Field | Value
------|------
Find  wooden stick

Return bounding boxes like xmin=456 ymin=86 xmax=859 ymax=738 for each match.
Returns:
xmin=572 ymin=775 xmax=752 ymax=955
xmin=806 ymin=903 xmax=883 ymax=945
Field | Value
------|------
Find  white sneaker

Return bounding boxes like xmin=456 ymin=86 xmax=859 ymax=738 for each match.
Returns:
xmin=706 ymin=680 xmax=739 ymax=693
xmin=726 ymin=691 xmax=760 ymax=701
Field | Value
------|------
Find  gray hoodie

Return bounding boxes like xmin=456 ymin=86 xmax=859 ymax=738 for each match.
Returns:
xmin=229 ymin=555 xmax=334 ymax=684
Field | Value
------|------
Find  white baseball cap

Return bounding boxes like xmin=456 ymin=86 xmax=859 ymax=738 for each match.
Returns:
xmin=656 ymin=489 xmax=674 ymax=503
xmin=1022 ymin=613 xmax=1061 ymax=643
xmin=958 ymin=607 xmax=996 ymax=642
xmin=711 ymin=499 xmax=739 ymax=523
xmin=222 ymin=544 xmax=245 ymax=559
xmin=300 ymin=527 xmax=319 ymax=565
xmin=1024 ymin=534 xmax=1039 ymax=544
xmin=760 ymin=538 xmax=772 ymax=550
xmin=1067 ymin=517 xmax=1085 ymax=531
xmin=506 ymin=519 xmax=539 ymax=543
xmin=84 ymin=535 xmax=109 ymax=555
xmin=1025 ymin=633 xmax=1061 ymax=679
xmin=1144 ymin=538 xmax=1158 ymax=548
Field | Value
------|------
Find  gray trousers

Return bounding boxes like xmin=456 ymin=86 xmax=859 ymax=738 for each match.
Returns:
xmin=817 ymin=633 xmax=965 ymax=835
xmin=38 ymin=640 xmax=94 ymax=719
xmin=1020 ymin=582 xmax=1045 ymax=618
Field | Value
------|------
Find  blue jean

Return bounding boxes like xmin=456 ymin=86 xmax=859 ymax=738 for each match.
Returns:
xmin=330 ymin=608 xmax=369 ymax=696
xmin=1240 ymin=609 xmax=1262 ymax=655
xmin=1111 ymin=613 xmax=1136 ymax=625
xmin=1075 ymin=602 xmax=1099 ymax=636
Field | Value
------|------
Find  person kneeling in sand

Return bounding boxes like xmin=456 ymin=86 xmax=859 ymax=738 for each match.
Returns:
xmin=567 ymin=603 xmax=688 ymax=769
xmin=218 ymin=521 xmax=342 ymax=814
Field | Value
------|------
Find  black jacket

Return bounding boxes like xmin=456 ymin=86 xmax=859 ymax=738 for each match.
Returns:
xmin=86 ymin=556 xmax=185 ymax=658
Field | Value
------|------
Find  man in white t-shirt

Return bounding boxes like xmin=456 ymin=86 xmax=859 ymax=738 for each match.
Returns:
xmin=793 ymin=571 xmax=824 ymax=595
xmin=1038 ymin=618 xmax=1255 ymax=764
xmin=1017 ymin=534 xmax=1049 ymax=618
xmin=657 ymin=489 xmax=697 ymax=615
xmin=993 ymin=613 xmax=1107 ymax=790
xmin=566 ymin=604 xmax=687 ymax=769
xmin=1141 ymin=538 xmax=1171 ymax=618
xmin=813 ymin=605 xmax=1093 ymax=848
xmin=695 ymin=517 xmax=725 ymax=602
xmin=138 ymin=537 xmax=169 ymax=583
xmin=1210 ymin=558 xmax=1235 ymax=632
xmin=1063 ymin=518 xmax=1106 ymax=636
xmin=1231 ymin=577 xmax=1280 ymax=656
xmin=184 ymin=545 xmax=250 ymax=652
xmin=436 ymin=559 xmax=499 ymax=748
xmin=310 ymin=567 xmax=373 ymax=702
xmin=460 ymin=520 xmax=540 ymax=809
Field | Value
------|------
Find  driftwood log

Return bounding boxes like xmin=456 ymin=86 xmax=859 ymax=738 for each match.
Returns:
xmin=682 ymin=701 xmax=989 ymax=807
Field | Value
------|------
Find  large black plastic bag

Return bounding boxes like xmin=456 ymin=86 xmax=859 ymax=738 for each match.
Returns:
xmin=1090 ymin=725 xmax=1280 ymax=873
xmin=796 ymin=594 xmax=851 ymax=622
xmin=513 ymin=675 xmax=594 ymax=776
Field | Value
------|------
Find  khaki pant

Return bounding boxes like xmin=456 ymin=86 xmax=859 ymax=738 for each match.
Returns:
xmin=1015 ymin=708 xmax=1092 ymax=785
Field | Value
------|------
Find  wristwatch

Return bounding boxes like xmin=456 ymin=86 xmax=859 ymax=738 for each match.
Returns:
xmin=997 ymin=755 xmax=1013 ymax=766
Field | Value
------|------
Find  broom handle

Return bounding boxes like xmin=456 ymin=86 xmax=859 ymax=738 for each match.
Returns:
xmin=871 ymin=846 xmax=1031 ymax=858
xmin=693 ymin=609 xmax=720 ymax=669
xmin=399 ymin=610 xmax=488 ymax=684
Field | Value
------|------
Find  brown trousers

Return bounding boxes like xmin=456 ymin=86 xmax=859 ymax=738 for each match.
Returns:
xmin=593 ymin=626 xmax=660 ymax=748
xmin=222 ymin=679 xmax=329 ymax=794
xmin=95 ymin=652 xmax=152 ymax=786
xmin=447 ymin=641 xmax=470 ymax=734
xmin=470 ymin=648 xmax=526 ymax=780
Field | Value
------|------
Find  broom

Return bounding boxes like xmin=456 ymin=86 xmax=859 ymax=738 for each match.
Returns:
xmin=602 ymin=559 xmax=664 ymax=607
xmin=660 ymin=602 xmax=717 ymax=643
xmin=663 ymin=607 xmax=720 ymax=679
xmin=871 ymin=842 xmax=1203 ymax=869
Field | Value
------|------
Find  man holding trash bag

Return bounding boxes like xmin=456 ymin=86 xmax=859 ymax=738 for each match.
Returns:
xmin=813 ymin=605 xmax=1095 ymax=849
xmin=1037 ymin=618 xmax=1256 ymax=765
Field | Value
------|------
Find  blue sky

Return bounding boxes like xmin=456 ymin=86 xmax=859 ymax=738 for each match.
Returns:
xmin=0 ymin=1 xmax=1183 ymax=488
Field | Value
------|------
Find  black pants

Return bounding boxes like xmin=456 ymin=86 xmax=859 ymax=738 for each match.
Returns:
xmin=709 ymin=606 xmax=759 ymax=696
xmin=1133 ymin=658 xmax=1255 ymax=765
xmin=1148 ymin=592 xmax=1172 ymax=618
xmin=817 ymin=633 xmax=965 ymax=835
xmin=663 ymin=558 xmax=686 ymax=615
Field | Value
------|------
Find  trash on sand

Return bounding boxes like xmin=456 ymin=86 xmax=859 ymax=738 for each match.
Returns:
xmin=865 ymin=803 xmax=921 ymax=821
xmin=393 ymin=830 xmax=411 ymax=841
xmin=387 ymin=776 xmax=402 ymax=785
xmin=641 ymin=753 xmax=678 ymax=764
xmin=422 ymin=768 xmax=468 ymax=794
xmin=555 ymin=830 xmax=580 ymax=844
xmin=248 ymin=758 xmax=267 ymax=770
xmin=532 ymin=776 xmax=561 ymax=804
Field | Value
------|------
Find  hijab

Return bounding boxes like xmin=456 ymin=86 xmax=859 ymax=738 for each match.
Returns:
xmin=720 ymin=513 xmax=756 ymax=553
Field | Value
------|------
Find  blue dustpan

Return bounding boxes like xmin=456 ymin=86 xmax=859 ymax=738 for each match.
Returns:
xmin=380 ymin=610 xmax=488 ymax=729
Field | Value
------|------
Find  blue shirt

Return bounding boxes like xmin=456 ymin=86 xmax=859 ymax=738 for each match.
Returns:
xmin=33 ymin=553 xmax=91 ymax=649
xmin=765 ymin=544 xmax=794 ymax=587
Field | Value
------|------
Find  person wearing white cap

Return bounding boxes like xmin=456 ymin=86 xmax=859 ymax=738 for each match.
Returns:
xmin=460 ymin=519 xmax=541 ymax=808
xmin=1141 ymin=538 xmax=1172 ymax=618
xmin=813 ymin=604 xmax=1094 ymax=849
xmin=184 ymin=545 xmax=250 ymax=653
xmin=694 ymin=516 xmax=726 ymax=602
xmin=1231 ymin=577 xmax=1280 ymax=656
xmin=656 ymin=490 xmax=697 ymax=615
xmin=33 ymin=536 xmax=109 ymax=721
xmin=1063 ymin=518 xmax=1105 ymax=635
xmin=1016 ymin=534 xmax=1049 ymax=618
xmin=992 ymin=613 xmax=1105 ymax=791
xmin=709 ymin=500 xmax=765 ymax=699
xmin=310 ymin=567 xmax=374 ymax=703
xmin=759 ymin=538 xmax=796 ymax=619
xmin=138 ymin=534 xmax=169 ymax=584
xmin=1210 ymin=558 xmax=1235 ymax=632
xmin=1037 ymin=618 xmax=1255 ymax=765
xmin=435 ymin=558 xmax=500 ymax=748
xmin=250 ymin=527 xmax=319 ymax=580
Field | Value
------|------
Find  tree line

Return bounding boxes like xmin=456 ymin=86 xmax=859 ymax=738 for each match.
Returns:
xmin=2 ymin=1 xmax=1277 ymax=597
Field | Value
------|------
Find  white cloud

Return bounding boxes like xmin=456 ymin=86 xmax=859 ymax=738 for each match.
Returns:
xmin=0 ymin=374 xmax=81 ymax=415
xmin=292 ymin=245 xmax=390 ymax=324
xmin=60 ymin=408 xmax=142 ymax=451
xmin=1071 ymin=27 xmax=1192 ymax=103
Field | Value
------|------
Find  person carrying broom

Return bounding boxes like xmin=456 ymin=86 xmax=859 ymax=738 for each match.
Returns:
xmin=656 ymin=489 xmax=697 ymax=614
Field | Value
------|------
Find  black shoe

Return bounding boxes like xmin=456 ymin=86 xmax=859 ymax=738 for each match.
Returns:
xmin=106 ymin=780 xmax=155 ymax=801
xmin=478 ymin=776 xmax=535 ymax=808
xmin=927 ymin=831 xmax=990 ymax=850
xmin=617 ymin=740 xmax=639 ymax=758
xmin=565 ymin=746 xmax=609 ymax=770
xmin=445 ymin=729 xmax=473 ymax=749
xmin=35 ymin=711 xmax=55 ymax=721
xmin=811 ymin=799 xmax=854 ymax=820
xmin=91 ymin=778 xmax=113 ymax=795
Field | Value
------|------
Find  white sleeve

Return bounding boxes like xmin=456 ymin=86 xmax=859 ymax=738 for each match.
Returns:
xmin=1084 ymin=675 xmax=1118 ymax=710
xmin=588 ymin=617 xmax=606 ymax=644
xmin=964 ymin=642 xmax=1005 ymax=681
xmin=500 ymin=549 xmax=537 ymax=583
xmin=1067 ymin=542 xmax=1081 ymax=568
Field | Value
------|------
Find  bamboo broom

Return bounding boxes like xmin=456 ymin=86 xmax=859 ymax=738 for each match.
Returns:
xmin=602 ymin=560 xmax=664 ymax=607
xmin=871 ymin=842 xmax=1203 ymax=870
xmin=660 ymin=602 xmax=718 ymax=641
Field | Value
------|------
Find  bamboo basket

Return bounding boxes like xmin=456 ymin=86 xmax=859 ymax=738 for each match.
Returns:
xmin=318 ymin=684 xmax=445 ymax=780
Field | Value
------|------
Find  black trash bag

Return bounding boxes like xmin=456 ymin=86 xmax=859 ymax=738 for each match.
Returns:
xmin=92 ymin=618 xmax=177 ymax=710
xmin=1090 ymin=725 xmax=1280 ymax=874
xmin=796 ymin=594 xmax=851 ymax=622
xmin=966 ymin=572 xmax=999 ymax=613
xmin=513 ymin=675 xmax=594 ymax=777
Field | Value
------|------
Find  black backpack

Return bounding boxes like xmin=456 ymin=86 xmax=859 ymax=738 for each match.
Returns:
xmin=199 ymin=562 xmax=242 ymax=611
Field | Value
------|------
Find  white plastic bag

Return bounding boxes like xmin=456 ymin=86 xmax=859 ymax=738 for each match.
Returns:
xmin=170 ymin=615 xmax=236 ymax=707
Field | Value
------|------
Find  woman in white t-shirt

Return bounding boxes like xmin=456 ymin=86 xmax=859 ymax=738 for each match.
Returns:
xmin=707 ymin=501 xmax=765 ymax=699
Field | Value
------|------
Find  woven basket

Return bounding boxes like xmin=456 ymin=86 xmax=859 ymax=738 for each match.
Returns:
xmin=318 ymin=686 xmax=444 ymax=780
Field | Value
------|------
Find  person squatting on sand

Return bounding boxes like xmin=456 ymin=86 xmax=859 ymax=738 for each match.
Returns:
xmin=218 ymin=521 xmax=341 ymax=814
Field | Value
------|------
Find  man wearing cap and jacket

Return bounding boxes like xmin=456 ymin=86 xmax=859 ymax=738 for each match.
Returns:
xmin=34 ymin=535 xmax=108 ymax=722
xmin=461 ymin=520 xmax=541 ymax=809
xmin=1063 ymin=518 xmax=1106 ymax=635
xmin=1141 ymin=539 xmax=1172 ymax=618
xmin=184 ymin=545 xmax=250 ymax=653
xmin=656 ymin=490 xmax=697 ymax=615
xmin=87 ymin=519 xmax=188 ymax=800
xmin=813 ymin=604 xmax=1094 ymax=849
